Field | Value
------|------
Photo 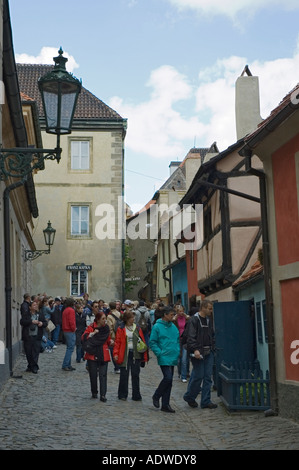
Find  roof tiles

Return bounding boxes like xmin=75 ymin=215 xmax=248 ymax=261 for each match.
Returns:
xmin=16 ymin=63 xmax=124 ymax=121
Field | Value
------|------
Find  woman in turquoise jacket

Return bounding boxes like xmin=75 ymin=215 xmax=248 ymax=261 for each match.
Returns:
xmin=149 ymin=306 xmax=180 ymax=413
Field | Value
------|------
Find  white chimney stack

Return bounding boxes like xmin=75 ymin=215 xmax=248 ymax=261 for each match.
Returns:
xmin=235 ymin=66 xmax=262 ymax=140
xmin=169 ymin=161 xmax=181 ymax=176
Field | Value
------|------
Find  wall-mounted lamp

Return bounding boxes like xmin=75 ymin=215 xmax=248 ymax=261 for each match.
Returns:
xmin=146 ymin=256 xmax=154 ymax=273
xmin=24 ymin=221 xmax=56 ymax=261
xmin=0 ymin=47 xmax=81 ymax=181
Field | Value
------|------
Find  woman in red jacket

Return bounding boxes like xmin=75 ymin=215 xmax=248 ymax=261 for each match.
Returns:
xmin=82 ymin=311 xmax=112 ymax=401
xmin=113 ymin=310 xmax=148 ymax=401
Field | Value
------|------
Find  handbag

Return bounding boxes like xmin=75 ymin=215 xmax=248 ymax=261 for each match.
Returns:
xmin=46 ymin=320 xmax=56 ymax=333
xmin=137 ymin=337 xmax=147 ymax=353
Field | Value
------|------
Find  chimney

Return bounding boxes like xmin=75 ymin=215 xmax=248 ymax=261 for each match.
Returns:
xmin=235 ymin=65 xmax=262 ymax=140
xmin=169 ymin=161 xmax=181 ymax=176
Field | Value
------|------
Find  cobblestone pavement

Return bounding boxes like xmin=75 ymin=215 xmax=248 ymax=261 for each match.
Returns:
xmin=0 ymin=343 xmax=299 ymax=451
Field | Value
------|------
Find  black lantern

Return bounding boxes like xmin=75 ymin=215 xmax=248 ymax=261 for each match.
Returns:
xmin=43 ymin=220 xmax=56 ymax=247
xmin=25 ymin=221 xmax=56 ymax=261
xmin=146 ymin=256 xmax=154 ymax=273
xmin=39 ymin=47 xmax=82 ymax=137
xmin=0 ymin=47 xmax=82 ymax=180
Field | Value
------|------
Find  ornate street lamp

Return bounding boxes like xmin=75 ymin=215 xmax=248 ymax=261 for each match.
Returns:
xmin=146 ymin=256 xmax=154 ymax=274
xmin=24 ymin=221 xmax=56 ymax=261
xmin=0 ymin=47 xmax=81 ymax=179
xmin=145 ymin=256 xmax=154 ymax=302
xmin=39 ymin=48 xmax=82 ymax=145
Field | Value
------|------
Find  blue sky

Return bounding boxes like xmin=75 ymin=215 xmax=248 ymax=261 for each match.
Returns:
xmin=9 ymin=0 xmax=299 ymax=213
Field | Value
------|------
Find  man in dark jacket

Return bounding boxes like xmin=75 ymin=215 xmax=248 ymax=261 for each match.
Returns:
xmin=20 ymin=300 xmax=47 ymax=373
xmin=183 ymin=300 xmax=217 ymax=409
xmin=51 ymin=297 xmax=63 ymax=345
xmin=20 ymin=293 xmax=31 ymax=317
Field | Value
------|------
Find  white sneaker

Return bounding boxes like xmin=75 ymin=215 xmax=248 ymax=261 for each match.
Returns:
xmin=52 ymin=345 xmax=57 ymax=349
xmin=181 ymin=379 xmax=187 ymax=383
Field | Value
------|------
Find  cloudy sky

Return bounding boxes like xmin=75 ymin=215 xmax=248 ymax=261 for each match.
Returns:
xmin=9 ymin=0 xmax=299 ymax=213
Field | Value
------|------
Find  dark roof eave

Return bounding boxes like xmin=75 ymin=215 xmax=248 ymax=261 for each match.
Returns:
xmin=240 ymin=100 xmax=299 ymax=154
xmin=179 ymin=138 xmax=245 ymax=207
xmin=232 ymin=271 xmax=264 ymax=292
xmin=39 ymin=117 xmax=128 ymax=134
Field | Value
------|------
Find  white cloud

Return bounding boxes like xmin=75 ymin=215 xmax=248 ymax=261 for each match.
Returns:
xmin=110 ymin=65 xmax=205 ymax=159
xmin=15 ymin=47 xmax=79 ymax=73
xmin=109 ymin=48 xmax=299 ymax=158
xmin=166 ymin=0 xmax=299 ymax=20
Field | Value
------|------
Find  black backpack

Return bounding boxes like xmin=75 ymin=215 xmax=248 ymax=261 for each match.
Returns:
xmin=138 ymin=312 xmax=148 ymax=332
xmin=111 ymin=313 xmax=123 ymax=333
xmin=181 ymin=320 xmax=191 ymax=346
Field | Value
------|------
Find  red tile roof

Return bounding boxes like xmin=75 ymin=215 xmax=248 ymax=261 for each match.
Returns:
xmin=16 ymin=63 xmax=124 ymax=121
xmin=233 ymin=260 xmax=263 ymax=287
xmin=244 ymin=83 xmax=299 ymax=143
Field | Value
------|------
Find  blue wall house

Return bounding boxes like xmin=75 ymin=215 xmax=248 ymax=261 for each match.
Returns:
xmin=233 ymin=260 xmax=269 ymax=374
xmin=171 ymin=258 xmax=189 ymax=312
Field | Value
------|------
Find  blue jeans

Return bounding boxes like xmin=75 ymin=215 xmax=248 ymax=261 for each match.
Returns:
xmin=51 ymin=325 xmax=61 ymax=345
xmin=153 ymin=365 xmax=174 ymax=408
xmin=41 ymin=337 xmax=55 ymax=351
xmin=183 ymin=352 xmax=214 ymax=407
xmin=76 ymin=344 xmax=84 ymax=362
xmin=62 ymin=332 xmax=76 ymax=369
xmin=177 ymin=346 xmax=189 ymax=380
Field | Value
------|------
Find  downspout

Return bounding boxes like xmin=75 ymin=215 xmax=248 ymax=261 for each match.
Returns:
xmin=162 ymin=266 xmax=172 ymax=304
xmin=242 ymin=150 xmax=278 ymax=416
xmin=4 ymin=180 xmax=26 ymax=377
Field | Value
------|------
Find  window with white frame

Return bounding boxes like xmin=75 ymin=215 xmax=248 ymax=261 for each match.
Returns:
xmin=70 ymin=269 xmax=88 ymax=296
xmin=71 ymin=140 xmax=90 ymax=170
xmin=71 ymin=205 xmax=89 ymax=236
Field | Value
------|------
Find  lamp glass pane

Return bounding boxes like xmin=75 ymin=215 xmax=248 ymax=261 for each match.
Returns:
xmin=60 ymin=92 xmax=77 ymax=131
xmin=43 ymin=91 xmax=58 ymax=130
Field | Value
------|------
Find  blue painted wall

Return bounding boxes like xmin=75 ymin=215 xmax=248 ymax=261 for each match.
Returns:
xmin=237 ymin=278 xmax=269 ymax=373
xmin=172 ymin=260 xmax=189 ymax=313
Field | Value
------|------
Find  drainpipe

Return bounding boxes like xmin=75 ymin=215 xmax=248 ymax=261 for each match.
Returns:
xmin=162 ymin=266 xmax=173 ymax=304
xmin=242 ymin=151 xmax=278 ymax=416
xmin=4 ymin=179 xmax=26 ymax=377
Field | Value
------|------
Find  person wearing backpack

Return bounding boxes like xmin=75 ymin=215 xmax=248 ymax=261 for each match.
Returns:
xmin=183 ymin=300 xmax=217 ymax=410
xmin=135 ymin=301 xmax=151 ymax=347
xmin=107 ymin=301 xmax=123 ymax=374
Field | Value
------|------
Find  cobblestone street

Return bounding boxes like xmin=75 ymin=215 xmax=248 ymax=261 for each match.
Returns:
xmin=1 ymin=344 xmax=299 ymax=452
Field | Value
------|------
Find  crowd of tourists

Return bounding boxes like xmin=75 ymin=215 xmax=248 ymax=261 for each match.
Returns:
xmin=20 ymin=292 xmax=217 ymax=412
